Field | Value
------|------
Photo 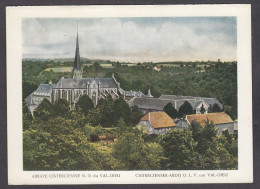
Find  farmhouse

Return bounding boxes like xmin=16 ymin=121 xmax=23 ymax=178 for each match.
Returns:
xmin=186 ymin=112 xmax=235 ymax=134
xmin=137 ymin=111 xmax=176 ymax=134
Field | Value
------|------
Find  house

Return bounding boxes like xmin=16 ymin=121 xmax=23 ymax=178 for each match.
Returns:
xmin=175 ymin=119 xmax=189 ymax=129
xmin=137 ymin=111 xmax=176 ymax=134
xmin=186 ymin=112 xmax=235 ymax=135
xmin=153 ymin=66 xmax=161 ymax=71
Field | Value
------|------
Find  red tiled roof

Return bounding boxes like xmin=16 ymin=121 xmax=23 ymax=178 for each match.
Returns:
xmin=141 ymin=111 xmax=176 ymax=128
xmin=187 ymin=112 xmax=234 ymax=125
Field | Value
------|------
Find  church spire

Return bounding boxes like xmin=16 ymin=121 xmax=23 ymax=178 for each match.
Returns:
xmin=73 ymin=26 xmax=82 ymax=79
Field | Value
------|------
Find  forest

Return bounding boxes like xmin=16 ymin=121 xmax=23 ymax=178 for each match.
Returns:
xmin=22 ymin=59 xmax=238 ymax=170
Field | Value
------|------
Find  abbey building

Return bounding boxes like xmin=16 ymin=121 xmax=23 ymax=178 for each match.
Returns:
xmin=25 ymin=32 xmax=223 ymax=116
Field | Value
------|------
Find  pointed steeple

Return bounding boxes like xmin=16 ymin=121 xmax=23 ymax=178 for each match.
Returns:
xmin=73 ymin=25 xmax=82 ymax=79
xmin=74 ymin=29 xmax=81 ymax=70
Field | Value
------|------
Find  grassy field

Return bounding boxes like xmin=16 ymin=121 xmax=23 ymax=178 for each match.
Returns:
xmin=44 ymin=67 xmax=73 ymax=72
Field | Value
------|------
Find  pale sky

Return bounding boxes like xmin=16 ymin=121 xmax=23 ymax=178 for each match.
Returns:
xmin=22 ymin=17 xmax=237 ymax=62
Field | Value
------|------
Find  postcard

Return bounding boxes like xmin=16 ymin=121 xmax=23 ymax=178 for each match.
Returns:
xmin=6 ymin=5 xmax=252 ymax=184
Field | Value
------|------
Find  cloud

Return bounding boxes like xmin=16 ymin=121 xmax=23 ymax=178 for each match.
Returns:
xmin=22 ymin=17 xmax=237 ymax=62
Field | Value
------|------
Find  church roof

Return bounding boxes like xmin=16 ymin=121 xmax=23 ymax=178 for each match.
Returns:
xmin=141 ymin=111 xmax=176 ymax=128
xmin=54 ymin=77 xmax=117 ymax=89
xmin=187 ymin=112 xmax=234 ymax=125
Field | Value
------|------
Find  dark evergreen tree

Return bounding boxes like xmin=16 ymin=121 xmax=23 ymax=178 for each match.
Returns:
xmin=200 ymin=104 xmax=206 ymax=114
xmin=129 ymin=105 xmax=143 ymax=126
xmin=212 ymin=103 xmax=222 ymax=112
xmin=177 ymin=101 xmax=193 ymax=118
xmin=53 ymin=98 xmax=70 ymax=118
xmin=112 ymin=97 xmax=131 ymax=125
xmin=189 ymin=120 xmax=202 ymax=142
xmin=163 ymin=102 xmax=178 ymax=118
xmin=75 ymin=95 xmax=94 ymax=116
xmin=33 ymin=98 xmax=54 ymax=121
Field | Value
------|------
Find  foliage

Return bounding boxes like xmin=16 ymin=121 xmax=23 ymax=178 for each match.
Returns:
xmin=112 ymin=127 xmax=163 ymax=170
xmin=112 ymin=97 xmax=131 ymax=124
xmin=53 ymin=98 xmax=70 ymax=118
xmin=163 ymin=102 xmax=178 ymax=118
xmin=75 ymin=95 xmax=94 ymax=116
xmin=177 ymin=101 xmax=194 ymax=118
xmin=161 ymin=129 xmax=199 ymax=170
xmin=200 ymin=104 xmax=206 ymax=114
xmin=211 ymin=103 xmax=222 ymax=112
xmin=33 ymin=98 xmax=54 ymax=121
xmin=22 ymin=102 xmax=32 ymax=131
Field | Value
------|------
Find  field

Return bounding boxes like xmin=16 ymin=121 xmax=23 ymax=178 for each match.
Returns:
xmin=44 ymin=67 xmax=73 ymax=72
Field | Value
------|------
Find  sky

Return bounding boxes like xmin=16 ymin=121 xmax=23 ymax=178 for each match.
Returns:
xmin=22 ymin=17 xmax=237 ymax=62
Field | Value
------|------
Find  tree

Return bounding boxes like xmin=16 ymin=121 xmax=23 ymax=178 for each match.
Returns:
xmin=112 ymin=97 xmax=131 ymax=125
xmin=96 ymin=95 xmax=114 ymax=127
xmin=112 ymin=127 xmax=163 ymax=170
xmin=177 ymin=101 xmax=193 ymax=118
xmin=212 ymin=103 xmax=222 ymax=112
xmin=53 ymin=98 xmax=70 ymax=118
xmin=197 ymin=119 xmax=218 ymax=154
xmin=200 ymin=104 xmax=206 ymax=114
xmin=93 ymin=62 xmax=102 ymax=76
xmin=33 ymin=98 xmax=54 ymax=121
xmin=129 ymin=105 xmax=143 ymax=126
xmin=75 ymin=95 xmax=94 ymax=116
xmin=160 ymin=129 xmax=199 ymax=170
xmin=163 ymin=102 xmax=178 ymax=118
xmin=22 ymin=102 xmax=32 ymax=130
xmin=189 ymin=120 xmax=202 ymax=142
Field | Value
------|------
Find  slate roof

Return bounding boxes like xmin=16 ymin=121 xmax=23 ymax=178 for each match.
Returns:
xmin=186 ymin=112 xmax=234 ymax=125
xmin=32 ymin=84 xmax=56 ymax=96
xmin=159 ymin=95 xmax=223 ymax=109
xmin=54 ymin=78 xmax=117 ymax=89
xmin=130 ymin=97 xmax=170 ymax=111
xmin=141 ymin=111 xmax=176 ymax=128
xmin=24 ymin=93 xmax=36 ymax=105
xmin=124 ymin=90 xmax=145 ymax=97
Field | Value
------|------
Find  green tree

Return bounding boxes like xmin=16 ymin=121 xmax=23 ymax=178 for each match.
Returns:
xmin=75 ymin=95 xmax=94 ymax=116
xmin=177 ymin=101 xmax=194 ymax=118
xmin=129 ymin=105 xmax=143 ymax=126
xmin=163 ymin=102 xmax=178 ymax=118
xmin=53 ymin=98 xmax=70 ymax=118
xmin=22 ymin=102 xmax=32 ymax=130
xmin=189 ymin=120 xmax=202 ymax=142
xmin=200 ymin=104 xmax=206 ymax=114
xmin=96 ymin=95 xmax=114 ymax=127
xmin=112 ymin=127 xmax=163 ymax=170
xmin=212 ymin=103 xmax=222 ymax=112
xmin=160 ymin=129 xmax=199 ymax=170
xmin=112 ymin=97 xmax=131 ymax=125
xmin=33 ymin=98 xmax=54 ymax=121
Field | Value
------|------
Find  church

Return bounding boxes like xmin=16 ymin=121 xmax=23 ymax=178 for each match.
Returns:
xmin=25 ymin=32 xmax=125 ymax=114
xmin=25 ymin=32 xmax=223 ymax=116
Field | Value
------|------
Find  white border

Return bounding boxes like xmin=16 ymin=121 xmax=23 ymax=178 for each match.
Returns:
xmin=7 ymin=5 xmax=252 ymax=185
